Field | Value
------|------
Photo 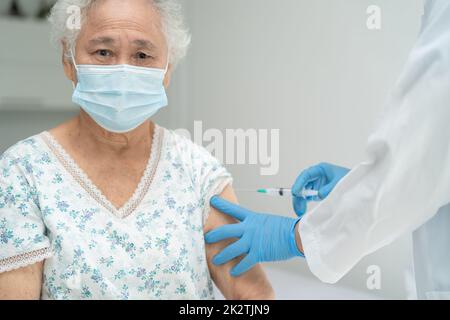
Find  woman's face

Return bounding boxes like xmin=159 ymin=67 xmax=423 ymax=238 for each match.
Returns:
xmin=64 ymin=0 xmax=172 ymax=87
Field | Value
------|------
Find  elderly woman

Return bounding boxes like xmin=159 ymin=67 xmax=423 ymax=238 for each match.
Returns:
xmin=0 ymin=0 xmax=273 ymax=300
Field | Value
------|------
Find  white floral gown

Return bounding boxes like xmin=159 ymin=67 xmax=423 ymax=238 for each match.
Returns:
xmin=0 ymin=124 xmax=232 ymax=299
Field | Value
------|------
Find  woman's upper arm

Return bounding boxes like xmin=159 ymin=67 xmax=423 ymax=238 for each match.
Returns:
xmin=204 ymin=185 xmax=274 ymax=300
xmin=0 ymin=261 xmax=44 ymax=300
xmin=0 ymin=147 xmax=51 ymax=299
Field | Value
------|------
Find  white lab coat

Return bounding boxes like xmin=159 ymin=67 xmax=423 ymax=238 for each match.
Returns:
xmin=299 ymin=0 xmax=450 ymax=299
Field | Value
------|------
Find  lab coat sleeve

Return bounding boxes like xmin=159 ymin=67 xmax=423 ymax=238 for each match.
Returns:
xmin=299 ymin=0 xmax=450 ymax=284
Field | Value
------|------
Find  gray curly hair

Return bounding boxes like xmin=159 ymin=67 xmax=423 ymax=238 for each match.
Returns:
xmin=48 ymin=0 xmax=191 ymax=67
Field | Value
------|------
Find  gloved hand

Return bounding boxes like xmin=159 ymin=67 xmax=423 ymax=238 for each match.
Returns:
xmin=292 ymin=162 xmax=350 ymax=217
xmin=205 ymin=196 xmax=304 ymax=277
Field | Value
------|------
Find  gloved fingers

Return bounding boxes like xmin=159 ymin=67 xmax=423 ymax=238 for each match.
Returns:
xmin=210 ymin=196 xmax=251 ymax=221
xmin=230 ymin=254 xmax=257 ymax=277
xmin=305 ymin=181 xmax=315 ymax=191
xmin=205 ymin=223 xmax=244 ymax=244
xmin=318 ymin=165 xmax=350 ymax=199
xmin=310 ymin=176 xmax=326 ymax=200
xmin=305 ymin=180 xmax=319 ymax=190
xmin=291 ymin=165 xmax=323 ymax=197
xmin=301 ymin=180 xmax=317 ymax=201
xmin=292 ymin=195 xmax=307 ymax=217
xmin=212 ymin=239 xmax=249 ymax=266
xmin=318 ymin=180 xmax=336 ymax=199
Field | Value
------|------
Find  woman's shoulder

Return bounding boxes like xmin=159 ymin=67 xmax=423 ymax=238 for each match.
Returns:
xmin=160 ymin=125 xmax=212 ymax=158
xmin=160 ymin=125 xmax=192 ymax=143
xmin=0 ymin=132 xmax=47 ymax=167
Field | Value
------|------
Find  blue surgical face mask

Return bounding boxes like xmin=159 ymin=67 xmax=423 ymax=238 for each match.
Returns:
xmin=71 ymin=52 xmax=169 ymax=133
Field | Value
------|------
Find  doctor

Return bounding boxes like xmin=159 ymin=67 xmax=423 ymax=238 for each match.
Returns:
xmin=205 ymin=0 xmax=450 ymax=299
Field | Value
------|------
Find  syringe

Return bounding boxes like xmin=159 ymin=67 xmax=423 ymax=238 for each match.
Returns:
xmin=256 ymin=188 xmax=318 ymax=198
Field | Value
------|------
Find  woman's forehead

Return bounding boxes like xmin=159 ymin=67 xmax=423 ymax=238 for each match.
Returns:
xmin=79 ymin=0 xmax=165 ymax=48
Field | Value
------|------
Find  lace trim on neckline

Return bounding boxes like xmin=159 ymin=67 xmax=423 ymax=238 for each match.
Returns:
xmin=40 ymin=125 xmax=164 ymax=219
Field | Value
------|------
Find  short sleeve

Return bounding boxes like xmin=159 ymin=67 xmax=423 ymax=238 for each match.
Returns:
xmin=191 ymin=144 xmax=233 ymax=225
xmin=171 ymin=131 xmax=233 ymax=225
xmin=0 ymin=149 xmax=51 ymax=273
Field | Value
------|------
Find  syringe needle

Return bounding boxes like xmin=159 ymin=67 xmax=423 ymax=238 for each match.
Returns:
xmin=235 ymin=187 xmax=318 ymax=198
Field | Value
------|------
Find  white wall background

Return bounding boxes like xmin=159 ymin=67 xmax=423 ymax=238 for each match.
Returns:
xmin=0 ymin=0 xmax=425 ymax=299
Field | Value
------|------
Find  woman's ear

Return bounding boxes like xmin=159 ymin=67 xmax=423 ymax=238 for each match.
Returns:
xmin=163 ymin=64 xmax=172 ymax=88
xmin=61 ymin=41 xmax=76 ymax=83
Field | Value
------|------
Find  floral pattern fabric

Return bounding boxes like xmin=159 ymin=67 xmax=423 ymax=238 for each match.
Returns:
xmin=0 ymin=124 xmax=232 ymax=299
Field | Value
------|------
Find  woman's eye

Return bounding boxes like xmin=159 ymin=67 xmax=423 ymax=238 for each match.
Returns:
xmin=137 ymin=52 xmax=151 ymax=60
xmin=96 ymin=49 xmax=112 ymax=57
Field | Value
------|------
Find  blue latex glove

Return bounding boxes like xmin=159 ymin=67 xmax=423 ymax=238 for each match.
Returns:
xmin=205 ymin=196 xmax=304 ymax=277
xmin=292 ymin=162 xmax=350 ymax=217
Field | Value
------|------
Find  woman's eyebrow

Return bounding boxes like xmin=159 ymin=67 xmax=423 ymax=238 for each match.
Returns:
xmin=132 ymin=39 xmax=157 ymax=50
xmin=88 ymin=36 xmax=116 ymax=46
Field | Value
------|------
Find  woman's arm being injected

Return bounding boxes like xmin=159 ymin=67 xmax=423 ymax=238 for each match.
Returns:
xmin=204 ymin=185 xmax=275 ymax=300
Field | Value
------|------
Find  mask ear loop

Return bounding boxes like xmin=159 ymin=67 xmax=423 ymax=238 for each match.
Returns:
xmin=70 ymin=49 xmax=78 ymax=89
xmin=162 ymin=40 xmax=170 ymax=73
xmin=163 ymin=54 xmax=170 ymax=74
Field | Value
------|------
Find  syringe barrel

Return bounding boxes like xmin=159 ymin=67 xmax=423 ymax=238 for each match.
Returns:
xmin=302 ymin=189 xmax=319 ymax=198
xmin=265 ymin=188 xmax=290 ymax=196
